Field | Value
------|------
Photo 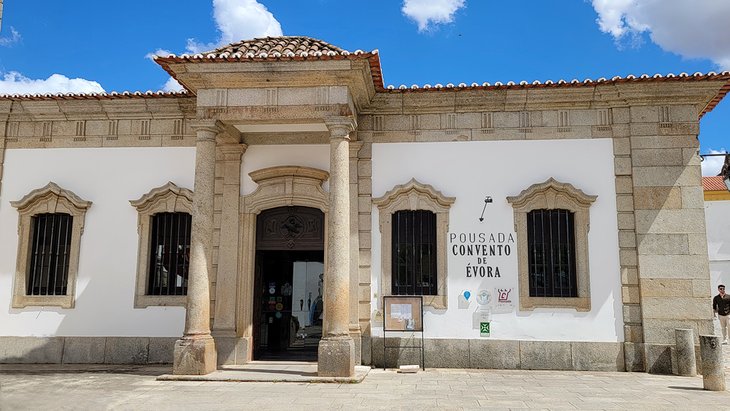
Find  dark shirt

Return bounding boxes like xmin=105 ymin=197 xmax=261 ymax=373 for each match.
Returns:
xmin=713 ymin=294 xmax=730 ymax=316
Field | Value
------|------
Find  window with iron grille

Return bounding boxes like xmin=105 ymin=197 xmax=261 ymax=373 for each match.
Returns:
xmin=27 ymin=213 xmax=73 ymax=296
xmin=527 ymin=209 xmax=577 ymax=298
xmin=392 ymin=210 xmax=437 ymax=296
xmin=147 ymin=212 xmax=191 ymax=296
xmin=507 ymin=178 xmax=596 ymax=311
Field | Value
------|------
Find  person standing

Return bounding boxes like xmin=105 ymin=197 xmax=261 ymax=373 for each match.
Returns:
xmin=713 ymin=284 xmax=730 ymax=344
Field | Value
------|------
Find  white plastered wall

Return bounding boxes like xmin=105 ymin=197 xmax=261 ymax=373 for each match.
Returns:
xmin=0 ymin=147 xmax=194 ymax=337
xmin=371 ymin=139 xmax=623 ymax=342
xmin=240 ymin=145 xmax=330 ymax=195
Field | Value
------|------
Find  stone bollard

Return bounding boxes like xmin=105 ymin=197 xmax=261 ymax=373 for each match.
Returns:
xmin=699 ymin=335 xmax=726 ymax=391
xmin=675 ymin=328 xmax=697 ymax=376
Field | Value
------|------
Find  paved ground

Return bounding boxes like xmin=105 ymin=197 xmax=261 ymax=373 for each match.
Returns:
xmin=2 ymin=339 xmax=730 ymax=410
xmin=2 ymin=363 xmax=730 ymax=410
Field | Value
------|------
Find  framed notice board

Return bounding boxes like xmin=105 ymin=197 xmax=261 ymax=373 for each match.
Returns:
xmin=382 ymin=296 xmax=425 ymax=370
xmin=383 ymin=296 xmax=423 ymax=331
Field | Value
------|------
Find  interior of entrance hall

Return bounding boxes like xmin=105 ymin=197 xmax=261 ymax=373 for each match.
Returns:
xmin=253 ymin=206 xmax=325 ymax=360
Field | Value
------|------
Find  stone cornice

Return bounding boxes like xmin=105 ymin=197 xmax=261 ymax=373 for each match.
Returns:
xmin=0 ymin=95 xmax=196 ymax=120
xmin=361 ymin=80 xmax=729 ymax=119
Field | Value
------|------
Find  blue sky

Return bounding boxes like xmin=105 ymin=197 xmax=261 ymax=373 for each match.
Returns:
xmin=0 ymin=0 xmax=727 ymax=174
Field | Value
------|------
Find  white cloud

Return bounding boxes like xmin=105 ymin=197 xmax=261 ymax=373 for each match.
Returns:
xmin=0 ymin=72 xmax=104 ymax=95
xmin=402 ymin=0 xmax=466 ymax=32
xmin=186 ymin=0 xmax=283 ymax=53
xmin=0 ymin=27 xmax=21 ymax=47
xmin=162 ymin=77 xmax=184 ymax=92
xmin=702 ymin=149 xmax=729 ymax=176
xmin=591 ymin=0 xmax=730 ymax=70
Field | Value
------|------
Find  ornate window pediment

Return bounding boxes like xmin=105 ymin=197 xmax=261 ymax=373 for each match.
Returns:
xmin=507 ymin=178 xmax=596 ymax=312
xmin=130 ymin=182 xmax=193 ymax=308
xmin=374 ymin=179 xmax=455 ymax=309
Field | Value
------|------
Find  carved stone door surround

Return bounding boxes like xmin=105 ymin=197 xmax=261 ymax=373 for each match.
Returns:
xmin=237 ymin=165 xmax=330 ymax=357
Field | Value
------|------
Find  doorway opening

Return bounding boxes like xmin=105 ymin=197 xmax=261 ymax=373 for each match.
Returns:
xmin=253 ymin=206 xmax=325 ymax=361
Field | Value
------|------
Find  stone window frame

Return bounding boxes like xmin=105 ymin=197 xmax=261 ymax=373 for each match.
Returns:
xmin=507 ymin=178 xmax=597 ymax=312
xmin=11 ymin=182 xmax=92 ymax=309
xmin=373 ymin=179 xmax=455 ymax=309
xmin=130 ymin=182 xmax=193 ymax=308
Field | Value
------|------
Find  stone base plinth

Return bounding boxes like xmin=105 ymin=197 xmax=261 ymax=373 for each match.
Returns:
xmin=173 ymin=336 xmax=217 ymax=375
xmin=214 ymin=335 xmax=250 ymax=365
xmin=318 ymin=336 xmax=355 ymax=377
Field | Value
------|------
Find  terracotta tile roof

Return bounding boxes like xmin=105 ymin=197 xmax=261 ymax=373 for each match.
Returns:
xmin=704 ymin=176 xmax=729 ymax=191
xmin=154 ymin=36 xmax=384 ymax=91
xmin=0 ymin=90 xmax=189 ymax=101
xmin=205 ymin=36 xmax=347 ymax=57
xmin=383 ymin=72 xmax=730 ymax=118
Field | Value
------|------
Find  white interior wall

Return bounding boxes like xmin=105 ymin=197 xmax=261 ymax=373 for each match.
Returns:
xmin=371 ymin=139 xmax=623 ymax=342
xmin=0 ymin=147 xmax=195 ymax=337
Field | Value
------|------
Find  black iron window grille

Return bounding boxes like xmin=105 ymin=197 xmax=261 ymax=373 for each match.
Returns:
xmin=527 ymin=209 xmax=577 ymax=298
xmin=27 ymin=213 xmax=73 ymax=296
xmin=148 ymin=212 xmax=191 ymax=296
xmin=392 ymin=210 xmax=437 ymax=296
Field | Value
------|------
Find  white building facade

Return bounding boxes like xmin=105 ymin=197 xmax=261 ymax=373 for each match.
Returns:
xmin=1 ymin=37 xmax=728 ymax=376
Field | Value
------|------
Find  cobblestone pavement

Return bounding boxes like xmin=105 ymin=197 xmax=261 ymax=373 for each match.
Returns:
xmin=2 ymin=362 xmax=730 ymax=411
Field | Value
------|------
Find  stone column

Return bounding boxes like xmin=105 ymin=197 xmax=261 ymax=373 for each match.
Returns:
xmin=212 ymin=143 xmax=247 ymax=365
xmin=173 ymin=121 xmax=221 ymax=375
xmin=318 ymin=116 xmax=356 ymax=377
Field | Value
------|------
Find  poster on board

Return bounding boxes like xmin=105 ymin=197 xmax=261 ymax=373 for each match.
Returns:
xmin=383 ymin=296 xmax=423 ymax=331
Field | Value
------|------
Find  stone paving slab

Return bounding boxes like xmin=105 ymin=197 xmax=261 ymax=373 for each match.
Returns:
xmin=3 ymin=365 xmax=730 ymax=410
xmin=157 ymin=361 xmax=370 ymax=383
xmin=2 ymin=344 xmax=730 ymax=410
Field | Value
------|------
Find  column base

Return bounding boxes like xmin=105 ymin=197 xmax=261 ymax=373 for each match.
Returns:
xmin=172 ymin=336 xmax=217 ymax=375
xmin=318 ymin=336 xmax=355 ymax=377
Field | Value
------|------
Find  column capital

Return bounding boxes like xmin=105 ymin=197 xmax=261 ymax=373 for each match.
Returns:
xmin=325 ymin=116 xmax=357 ymax=140
xmin=190 ymin=120 xmax=225 ymax=142
xmin=218 ymin=143 xmax=248 ymax=162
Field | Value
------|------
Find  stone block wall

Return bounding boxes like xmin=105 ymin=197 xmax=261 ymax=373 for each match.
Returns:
xmin=629 ymin=105 xmax=714 ymax=374
xmin=370 ymin=338 xmax=625 ymax=371
xmin=0 ymin=336 xmax=177 ymax=364
xmin=357 ymin=141 xmax=374 ymax=364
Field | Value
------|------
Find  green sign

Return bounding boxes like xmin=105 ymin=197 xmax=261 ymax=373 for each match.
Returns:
xmin=480 ymin=322 xmax=490 ymax=337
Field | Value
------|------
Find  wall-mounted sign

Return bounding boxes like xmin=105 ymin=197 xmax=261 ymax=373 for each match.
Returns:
xmin=492 ymin=287 xmax=515 ymax=314
xmin=476 ymin=289 xmax=491 ymax=306
xmin=458 ymin=290 xmax=472 ymax=309
xmin=473 ymin=307 xmax=491 ymax=330
xmin=449 ymin=232 xmax=515 ymax=278
xmin=480 ymin=322 xmax=491 ymax=337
